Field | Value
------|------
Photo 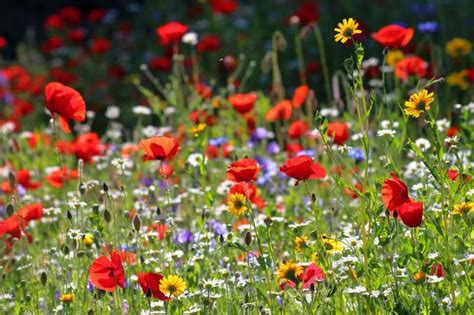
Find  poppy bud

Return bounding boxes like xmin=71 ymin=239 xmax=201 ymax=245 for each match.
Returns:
xmin=133 ymin=214 xmax=142 ymax=232
xmin=8 ymin=171 xmax=15 ymax=188
xmin=156 ymin=207 xmax=161 ymax=216
xmin=67 ymin=210 xmax=73 ymax=220
xmin=104 ymin=209 xmax=112 ymax=222
xmin=311 ymin=193 xmax=316 ymax=203
xmin=6 ymin=204 xmax=14 ymax=216
xmin=102 ymin=182 xmax=109 ymax=192
xmin=264 ymin=217 xmax=273 ymax=226
xmin=79 ymin=182 xmax=86 ymax=195
xmin=245 ymin=231 xmax=252 ymax=246
xmin=393 ymin=210 xmax=398 ymax=218
xmin=40 ymin=272 xmax=47 ymax=286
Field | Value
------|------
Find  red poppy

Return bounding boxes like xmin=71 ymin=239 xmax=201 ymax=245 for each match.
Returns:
xmin=41 ymin=36 xmax=64 ymax=54
xmin=197 ymin=35 xmax=221 ymax=53
xmin=327 ymin=122 xmax=349 ymax=145
xmin=280 ymin=155 xmax=326 ymax=185
xmin=148 ymin=223 xmax=169 ymax=240
xmin=227 ymin=158 xmax=259 ymax=182
xmin=302 ymin=263 xmax=325 ymax=289
xmin=90 ymin=38 xmax=111 ymax=54
xmin=228 ymin=93 xmax=257 ymax=114
xmin=137 ymin=272 xmax=170 ymax=300
xmin=0 ymin=203 xmax=43 ymax=239
xmin=59 ymin=6 xmax=82 ymax=25
xmin=140 ymin=136 xmax=180 ymax=161
xmin=381 ymin=173 xmax=410 ymax=211
xmin=447 ymin=127 xmax=458 ymax=138
xmin=395 ymin=56 xmax=428 ymax=81
xmin=74 ymin=133 xmax=105 ymax=162
xmin=209 ymin=0 xmax=239 ymax=14
xmin=45 ymin=82 xmax=86 ymax=133
xmin=447 ymin=169 xmax=459 ymax=181
xmin=88 ymin=251 xmax=125 ymax=292
xmin=431 ymin=263 xmax=444 ymax=278
xmin=17 ymin=169 xmax=41 ymax=190
xmin=0 ymin=37 xmax=7 ymax=50
xmin=397 ymin=201 xmax=423 ymax=228
xmin=149 ymin=56 xmax=171 ymax=72
xmin=292 ymin=85 xmax=309 ymax=108
xmin=156 ymin=22 xmax=188 ymax=46
xmin=381 ymin=173 xmax=423 ymax=228
xmin=50 ymin=67 xmax=77 ymax=85
xmin=288 ymin=120 xmax=308 ymax=139
xmin=291 ymin=1 xmax=319 ymax=25
xmin=13 ymin=99 xmax=34 ymax=117
xmin=47 ymin=167 xmax=79 ymax=188
xmin=87 ymin=8 xmax=106 ymax=24
xmin=372 ymin=24 xmax=414 ymax=48
xmin=285 ymin=143 xmax=303 ymax=157
xmin=229 ymin=182 xmax=265 ymax=209
xmin=44 ymin=14 xmax=64 ymax=30
xmin=266 ymin=100 xmax=292 ymax=122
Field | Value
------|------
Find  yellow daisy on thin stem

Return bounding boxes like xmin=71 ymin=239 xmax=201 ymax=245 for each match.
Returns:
xmin=276 ymin=262 xmax=304 ymax=282
xmin=404 ymin=89 xmax=434 ymax=118
xmin=334 ymin=18 xmax=362 ymax=43
xmin=159 ymin=275 xmax=187 ymax=298
xmin=228 ymin=193 xmax=248 ymax=216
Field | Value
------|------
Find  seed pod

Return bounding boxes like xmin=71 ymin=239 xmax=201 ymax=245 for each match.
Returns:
xmin=40 ymin=272 xmax=47 ymax=286
xmin=156 ymin=207 xmax=161 ymax=216
xmin=6 ymin=204 xmax=14 ymax=216
xmin=67 ymin=210 xmax=73 ymax=220
xmin=264 ymin=217 xmax=273 ymax=226
xmin=92 ymin=205 xmax=99 ymax=214
xmin=133 ymin=214 xmax=142 ymax=232
xmin=8 ymin=172 xmax=15 ymax=188
xmin=79 ymin=182 xmax=86 ymax=196
xmin=77 ymin=251 xmax=85 ymax=258
xmin=311 ymin=193 xmax=316 ymax=203
xmin=104 ymin=209 xmax=112 ymax=223
xmin=102 ymin=183 xmax=108 ymax=193
xmin=245 ymin=231 xmax=252 ymax=246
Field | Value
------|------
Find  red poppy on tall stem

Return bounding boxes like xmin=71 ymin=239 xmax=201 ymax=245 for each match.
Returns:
xmin=137 ymin=272 xmax=170 ymax=300
xmin=45 ymin=82 xmax=86 ymax=133
xmin=0 ymin=203 xmax=43 ymax=239
xmin=88 ymin=251 xmax=125 ymax=292
xmin=227 ymin=158 xmax=259 ymax=182
xmin=287 ymin=120 xmax=309 ymax=139
xmin=280 ymin=155 xmax=326 ymax=185
xmin=140 ymin=136 xmax=180 ymax=161
xmin=209 ymin=0 xmax=239 ymax=14
xmin=292 ymin=85 xmax=309 ymax=108
xmin=156 ymin=22 xmax=188 ymax=46
xmin=302 ymin=263 xmax=325 ymax=289
xmin=197 ymin=35 xmax=221 ymax=53
xmin=381 ymin=173 xmax=423 ymax=228
xmin=327 ymin=122 xmax=349 ymax=145
xmin=228 ymin=93 xmax=257 ymax=114
xmin=74 ymin=132 xmax=105 ymax=163
xmin=266 ymin=100 xmax=292 ymax=121
xmin=395 ymin=56 xmax=428 ymax=81
xmin=372 ymin=24 xmax=414 ymax=48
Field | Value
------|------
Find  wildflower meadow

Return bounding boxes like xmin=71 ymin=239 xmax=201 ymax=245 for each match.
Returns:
xmin=0 ymin=1 xmax=473 ymax=314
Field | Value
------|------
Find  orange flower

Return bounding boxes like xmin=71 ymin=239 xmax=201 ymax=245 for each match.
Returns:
xmin=139 ymin=136 xmax=180 ymax=161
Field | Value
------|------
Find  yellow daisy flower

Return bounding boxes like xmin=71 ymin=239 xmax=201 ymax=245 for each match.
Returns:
xmin=228 ymin=193 xmax=248 ymax=216
xmin=445 ymin=38 xmax=472 ymax=58
xmin=447 ymin=71 xmax=469 ymax=90
xmin=276 ymin=262 xmax=304 ymax=282
xmin=334 ymin=18 xmax=362 ymax=43
xmin=159 ymin=275 xmax=187 ymax=298
xmin=453 ymin=202 xmax=474 ymax=215
xmin=59 ymin=293 xmax=75 ymax=303
xmin=404 ymin=89 xmax=434 ymax=118
xmin=385 ymin=50 xmax=405 ymax=67
xmin=294 ymin=235 xmax=309 ymax=253
xmin=189 ymin=123 xmax=207 ymax=137
xmin=83 ymin=233 xmax=94 ymax=246
xmin=322 ymin=234 xmax=344 ymax=255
